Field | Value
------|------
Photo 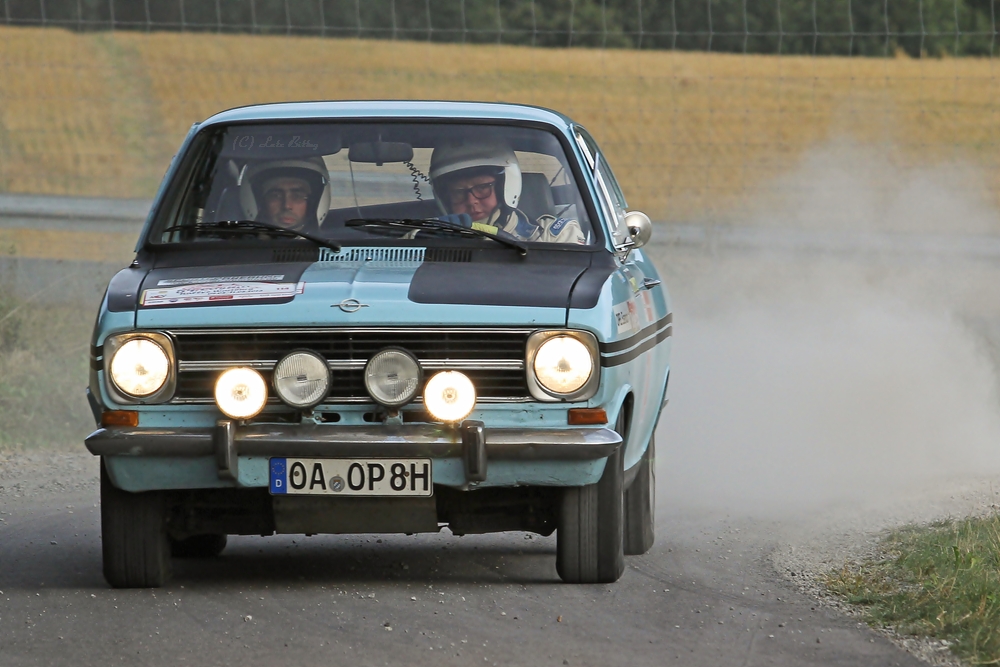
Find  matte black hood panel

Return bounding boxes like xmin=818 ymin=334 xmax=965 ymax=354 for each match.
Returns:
xmin=408 ymin=248 xmax=615 ymax=310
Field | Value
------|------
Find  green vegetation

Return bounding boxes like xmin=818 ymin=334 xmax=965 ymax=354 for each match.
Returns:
xmin=0 ymin=291 xmax=95 ymax=451
xmin=4 ymin=0 xmax=997 ymax=56
xmin=826 ymin=515 xmax=1000 ymax=664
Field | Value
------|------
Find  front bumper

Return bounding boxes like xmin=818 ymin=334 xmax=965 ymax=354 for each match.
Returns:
xmin=86 ymin=421 xmax=622 ymax=489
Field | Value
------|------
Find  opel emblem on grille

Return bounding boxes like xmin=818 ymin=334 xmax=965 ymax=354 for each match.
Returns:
xmin=335 ymin=298 xmax=369 ymax=313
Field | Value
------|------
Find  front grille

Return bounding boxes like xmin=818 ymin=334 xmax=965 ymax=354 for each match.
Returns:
xmin=169 ymin=328 xmax=532 ymax=404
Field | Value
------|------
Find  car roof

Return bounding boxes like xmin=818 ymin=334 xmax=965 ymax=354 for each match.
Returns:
xmin=200 ymin=100 xmax=576 ymax=130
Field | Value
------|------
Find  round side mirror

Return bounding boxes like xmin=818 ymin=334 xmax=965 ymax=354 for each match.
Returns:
xmin=624 ymin=210 xmax=652 ymax=248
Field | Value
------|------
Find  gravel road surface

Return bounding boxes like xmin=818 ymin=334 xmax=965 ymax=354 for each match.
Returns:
xmin=0 ymin=449 xmax=940 ymax=667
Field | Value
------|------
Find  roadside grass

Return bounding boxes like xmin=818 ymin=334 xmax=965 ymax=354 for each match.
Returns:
xmin=0 ymin=292 xmax=95 ymax=451
xmin=1 ymin=26 xmax=999 ymax=227
xmin=825 ymin=515 xmax=1000 ymax=665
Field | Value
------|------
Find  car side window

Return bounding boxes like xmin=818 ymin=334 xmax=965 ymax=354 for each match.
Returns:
xmin=574 ymin=129 xmax=596 ymax=171
xmin=595 ymin=158 xmax=630 ymax=245
xmin=576 ymin=127 xmax=629 ymax=246
xmin=598 ymin=154 xmax=628 ymax=212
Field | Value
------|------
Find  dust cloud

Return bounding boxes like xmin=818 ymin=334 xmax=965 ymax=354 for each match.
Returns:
xmin=740 ymin=138 xmax=1000 ymax=235
xmin=651 ymin=141 xmax=1000 ymax=523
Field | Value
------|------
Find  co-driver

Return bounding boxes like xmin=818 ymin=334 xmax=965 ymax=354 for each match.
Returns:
xmin=429 ymin=142 xmax=587 ymax=244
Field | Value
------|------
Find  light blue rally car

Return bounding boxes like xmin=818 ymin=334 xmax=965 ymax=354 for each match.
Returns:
xmin=85 ymin=101 xmax=671 ymax=587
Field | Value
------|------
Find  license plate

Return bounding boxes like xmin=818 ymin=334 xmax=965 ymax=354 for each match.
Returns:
xmin=269 ymin=457 xmax=432 ymax=496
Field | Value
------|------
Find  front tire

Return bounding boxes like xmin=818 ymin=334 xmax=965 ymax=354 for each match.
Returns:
xmin=624 ymin=435 xmax=655 ymax=555
xmin=101 ymin=460 xmax=172 ymax=588
xmin=556 ymin=420 xmax=625 ymax=583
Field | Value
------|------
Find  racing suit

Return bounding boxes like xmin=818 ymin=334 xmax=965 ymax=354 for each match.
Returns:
xmin=471 ymin=207 xmax=587 ymax=245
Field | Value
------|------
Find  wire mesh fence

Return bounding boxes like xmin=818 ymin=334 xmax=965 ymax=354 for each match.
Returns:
xmin=0 ymin=0 xmax=997 ymax=230
xmin=2 ymin=1 xmax=998 ymax=55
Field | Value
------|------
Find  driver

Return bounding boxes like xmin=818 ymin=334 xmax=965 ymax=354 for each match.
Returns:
xmin=429 ymin=142 xmax=587 ymax=244
xmin=239 ymin=157 xmax=332 ymax=233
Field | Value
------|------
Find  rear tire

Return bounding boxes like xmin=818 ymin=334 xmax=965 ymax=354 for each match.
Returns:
xmin=556 ymin=416 xmax=625 ymax=584
xmin=171 ymin=534 xmax=228 ymax=559
xmin=101 ymin=460 xmax=172 ymax=588
xmin=624 ymin=436 xmax=655 ymax=555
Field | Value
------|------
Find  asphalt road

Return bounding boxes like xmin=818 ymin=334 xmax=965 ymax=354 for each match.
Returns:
xmin=0 ymin=451 xmax=926 ymax=667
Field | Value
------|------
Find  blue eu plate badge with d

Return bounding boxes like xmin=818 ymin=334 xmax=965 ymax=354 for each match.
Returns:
xmin=269 ymin=458 xmax=288 ymax=494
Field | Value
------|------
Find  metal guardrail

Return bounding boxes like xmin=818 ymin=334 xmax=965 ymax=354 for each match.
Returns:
xmin=0 ymin=193 xmax=151 ymax=233
xmin=0 ymin=195 xmax=149 ymax=305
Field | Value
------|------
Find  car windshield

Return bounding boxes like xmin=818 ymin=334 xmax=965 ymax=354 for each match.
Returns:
xmin=149 ymin=122 xmax=597 ymax=247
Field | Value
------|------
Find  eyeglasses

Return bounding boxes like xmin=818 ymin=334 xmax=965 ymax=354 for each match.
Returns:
xmin=263 ymin=188 xmax=310 ymax=205
xmin=448 ymin=180 xmax=496 ymax=205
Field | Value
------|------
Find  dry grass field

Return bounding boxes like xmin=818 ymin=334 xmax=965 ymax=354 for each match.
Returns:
xmin=0 ymin=25 xmax=998 ymax=227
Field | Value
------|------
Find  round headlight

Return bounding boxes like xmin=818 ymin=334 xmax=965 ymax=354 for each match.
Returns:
xmin=533 ymin=336 xmax=594 ymax=395
xmin=215 ymin=367 xmax=268 ymax=420
xmin=109 ymin=338 xmax=170 ymax=398
xmin=273 ymin=351 xmax=330 ymax=409
xmin=364 ymin=348 xmax=422 ymax=408
xmin=423 ymin=371 xmax=476 ymax=423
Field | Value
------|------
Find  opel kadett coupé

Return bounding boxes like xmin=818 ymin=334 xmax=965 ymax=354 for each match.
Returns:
xmin=86 ymin=101 xmax=671 ymax=587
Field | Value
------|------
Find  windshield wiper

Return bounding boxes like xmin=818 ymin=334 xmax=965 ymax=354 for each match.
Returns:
xmin=345 ymin=218 xmax=527 ymax=255
xmin=162 ymin=220 xmax=341 ymax=252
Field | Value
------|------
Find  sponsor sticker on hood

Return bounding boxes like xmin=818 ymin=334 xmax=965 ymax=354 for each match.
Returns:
xmin=141 ymin=281 xmax=305 ymax=307
xmin=157 ymin=274 xmax=285 ymax=286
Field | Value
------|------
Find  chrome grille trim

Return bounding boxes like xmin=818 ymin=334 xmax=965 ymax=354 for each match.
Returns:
xmin=179 ymin=360 xmax=277 ymax=372
xmin=178 ymin=359 xmax=524 ymax=372
xmin=423 ymin=360 xmax=524 ymax=371
xmin=166 ymin=327 xmax=535 ymax=336
xmin=167 ymin=396 xmax=534 ymax=405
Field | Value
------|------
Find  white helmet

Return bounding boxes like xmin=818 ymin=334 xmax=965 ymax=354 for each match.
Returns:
xmin=238 ymin=157 xmax=332 ymax=228
xmin=429 ymin=141 xmax=522 ymax=212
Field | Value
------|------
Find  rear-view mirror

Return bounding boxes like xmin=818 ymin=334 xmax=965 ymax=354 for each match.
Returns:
xmin=348 ymin=141 xmax=414 ymax=165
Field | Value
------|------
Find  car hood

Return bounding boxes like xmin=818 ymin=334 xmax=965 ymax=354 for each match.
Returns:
xmin=131 ymin=253 xmax=610 ymax=329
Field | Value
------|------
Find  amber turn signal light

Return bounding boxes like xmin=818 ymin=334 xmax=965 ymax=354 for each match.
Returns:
xmin=567 ymin=408 xmax=607 ymax=425
xmin=101 ymin=410 xmax=139 ymax=427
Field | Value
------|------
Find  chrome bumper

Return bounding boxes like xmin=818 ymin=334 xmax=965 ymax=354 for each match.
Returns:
xmin=86 ymin=421 xmax=622 ymax=483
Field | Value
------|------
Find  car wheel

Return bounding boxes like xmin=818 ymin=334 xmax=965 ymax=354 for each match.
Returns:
xmin=556 ymin=415 xmax=625 ymax=584
xmin=623 ymin=435 xmax=655 ymax=555
xmin=171 ymin=534 xmax=228 ymax=559
xmin=101 ymin=459 xmax=172 ymax=588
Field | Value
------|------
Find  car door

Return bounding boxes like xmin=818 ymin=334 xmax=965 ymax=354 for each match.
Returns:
xmin=574 ymin=128 xmax=667 ymax=469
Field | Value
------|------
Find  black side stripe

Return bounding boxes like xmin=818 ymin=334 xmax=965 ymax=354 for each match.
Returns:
xmin=90 ymin=357 xmax=103 ymax=371
xmin=90 ymin=344 xmax=102 ymax=359
xmin=600 ymin=325 xmax=672 ymax=368
xmin=599 ymin=313 xmax=672 ymax=354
